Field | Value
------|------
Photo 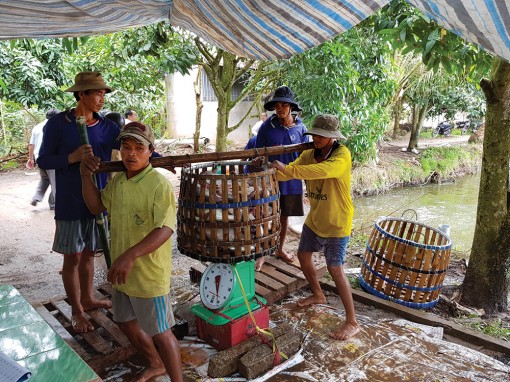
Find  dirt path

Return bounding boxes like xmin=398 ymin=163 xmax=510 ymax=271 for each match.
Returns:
xmin=0 ymin=170 xmax=67 ymax=302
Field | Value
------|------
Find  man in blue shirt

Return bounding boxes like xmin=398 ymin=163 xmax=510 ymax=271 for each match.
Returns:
xmin=254 ymin=86 xmax=309 ymax=271
xmin=38 ymin=72 xmax=120 ymax=333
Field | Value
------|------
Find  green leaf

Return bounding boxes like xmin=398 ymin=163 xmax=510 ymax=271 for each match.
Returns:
xmin=424 ymin=38 xmax=436 ymax=56
xmin=0 ymin=77 xmax=8 ymax=93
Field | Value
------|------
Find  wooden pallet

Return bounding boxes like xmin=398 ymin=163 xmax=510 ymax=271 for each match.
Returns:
xmin=32 ymin=284 xmax=137 ymax=372
xmin=190 ymin=255 xmax=326 ymax=305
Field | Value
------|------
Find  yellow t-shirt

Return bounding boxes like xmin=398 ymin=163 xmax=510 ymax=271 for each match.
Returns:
xmin=278 ymin=144 xmax=354 ymax=237
xmin=101 ymin=165 xmax=176 ymax=298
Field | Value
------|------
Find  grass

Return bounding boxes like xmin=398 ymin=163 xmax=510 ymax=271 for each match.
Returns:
xmin=0 ymin=160 xmax=18 ymax=171
xmin=467 ymin=318 xmax=510 ymax=341
xmin=351 ymin=144 xmax=482 ymax=196
xmin=420 ymin=146 xmax=479 ymax=178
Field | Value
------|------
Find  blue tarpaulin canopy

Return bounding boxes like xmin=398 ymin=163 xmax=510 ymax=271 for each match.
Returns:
xmin=0 ymin=0 xmax=507 ymax=61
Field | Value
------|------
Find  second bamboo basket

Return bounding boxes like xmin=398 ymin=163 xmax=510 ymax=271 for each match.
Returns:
xmin=359 ymin=217 xmax=452 ymax=309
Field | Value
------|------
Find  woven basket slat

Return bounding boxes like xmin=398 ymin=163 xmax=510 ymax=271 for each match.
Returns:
xmin=392 ymin=222 xmax=419 ymax=299
xmin=377 ymin=220 xmax=399 ymax=291
xmin=403 ymin=224 xmax=425 ymax=301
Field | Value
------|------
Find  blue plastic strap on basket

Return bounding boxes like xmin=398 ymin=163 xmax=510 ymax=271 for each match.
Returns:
xmin=359 ymin=276 xmax=439 ymax=309
xmin=365 ymin=244 xmax=448 ymax=275
xmin=179 ymin=193 xmax=279 ymax=209
xmin=374 ymin=219 xmax=452 ymax=251
xmin=360 ymin=256 xmax=442 ymax=292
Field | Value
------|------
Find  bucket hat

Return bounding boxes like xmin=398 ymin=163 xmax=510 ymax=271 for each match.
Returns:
xmin=304 ymin=114 xmax=346 ymax=139
xmin=118 ymin=122 xmax=154 ymax=146
xmin=64 ymin=71 xmax=112 ymax=93
xmin=264 ymin=86 xmax=302 ymax=112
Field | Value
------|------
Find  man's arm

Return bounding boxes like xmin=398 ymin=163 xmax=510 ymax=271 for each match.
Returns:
xmin=26 ymin=144 xmax=35 ymax=169
xmin=107 ymin=226 xmax=173 ymax=285
xmin=80 ymin=156 xmax=106 ymax=214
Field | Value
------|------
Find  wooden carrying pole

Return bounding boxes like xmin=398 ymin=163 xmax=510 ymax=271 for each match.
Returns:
xmin=96 ymin=142 xmax=314 ymax=173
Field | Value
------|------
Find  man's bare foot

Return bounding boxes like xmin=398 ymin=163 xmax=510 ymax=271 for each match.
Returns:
xmin=81 ymin=298 xmax=112 ymax=311
xmin=297 ymin=294 xmax=327 ymax=307
xmin=135 ymin=366 xmax=166 ymax=382
xmin=71 ymin=314 xmax=94 ymax=333
xmin=329 ymin=321 xmax=360 ymax=341
xmin=276 ymin=249 xmax=295 ymax=264
xmin=255 ymin=257 xmax=265 ymax=272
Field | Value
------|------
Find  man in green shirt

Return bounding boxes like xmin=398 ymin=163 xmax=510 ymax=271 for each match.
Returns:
xmin=80 ymin=122 xmax=183 ymax=381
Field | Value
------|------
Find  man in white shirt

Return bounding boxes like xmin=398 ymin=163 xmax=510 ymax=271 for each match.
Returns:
xmin=251 ymin=112 xmax=267 ymax=136
xmin=26 ymin=109 xmax=59 ymax=209
xmin=124 ymin=109 xmax=139 ymax=123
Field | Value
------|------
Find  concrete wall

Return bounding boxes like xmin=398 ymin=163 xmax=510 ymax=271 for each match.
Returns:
xmin=170 ymin=69 xmax=260 ymax=147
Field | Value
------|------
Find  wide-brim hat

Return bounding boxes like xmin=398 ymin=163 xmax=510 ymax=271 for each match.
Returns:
xmin=304 ymin=114 xmax=346 ymax=139
xmin=65 ymin=71 xmax=112 ymax=93
xmin=118 ymin=122 xmax=154 ymax=146
xmin=264 ymin=86 xmax=302 ymax=112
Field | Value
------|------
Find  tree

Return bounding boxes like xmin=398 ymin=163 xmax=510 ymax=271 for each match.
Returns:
xmin=402 ymin=65 xmax=467 ymax=150
xmin=372 ymin=0 xmax=489 ymax=151
xmin=386 ymin=53 xmax=423 ymax=139
xmin=0 ymin=39 xmax=67 ymax=108
xmin=460 ymin=58 xmax=510 ymax=313
xmin=193 ymin=65 xmax=203 ymax=152
xmin=0 ymin=39 xmax=69 ymax=152
xmin=281 ymin=25 xmax=396 ymax=163
xmin=194 ymin=38 xmax=277 ymax=152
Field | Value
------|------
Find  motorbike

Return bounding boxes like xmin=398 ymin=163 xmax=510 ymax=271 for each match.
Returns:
xmin=432 ymin=121 xmax=452 ymax=137
xmin=455 ymin=120 xmax=471 ymax=135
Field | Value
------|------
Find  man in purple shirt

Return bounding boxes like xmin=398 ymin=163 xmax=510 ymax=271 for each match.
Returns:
xmin=38 ymin=72 xmax=120 ymax=333
xmin=254 ymin=86 xmax=309 ymax=271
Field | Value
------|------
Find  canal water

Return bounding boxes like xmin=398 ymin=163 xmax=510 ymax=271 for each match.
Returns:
xmin=353 ymin=173 xmax=481 ymax=252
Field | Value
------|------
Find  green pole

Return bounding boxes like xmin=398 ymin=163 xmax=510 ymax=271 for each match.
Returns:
xmin=76 ymin=116 xmax=112 ymax=268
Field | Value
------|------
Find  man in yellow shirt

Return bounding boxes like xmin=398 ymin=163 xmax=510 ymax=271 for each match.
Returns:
xmin=271 ymin=114 xmax=360 ymax=341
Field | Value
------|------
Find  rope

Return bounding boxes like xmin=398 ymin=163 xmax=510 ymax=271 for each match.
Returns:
xmin=234 ymin=265 xmax=288 ymax=364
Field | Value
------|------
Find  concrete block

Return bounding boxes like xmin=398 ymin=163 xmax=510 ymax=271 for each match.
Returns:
xmin=238 ymin=331 xmax=302 ymax=380
xmin=207 ymin=323 xmax=291 ymax=378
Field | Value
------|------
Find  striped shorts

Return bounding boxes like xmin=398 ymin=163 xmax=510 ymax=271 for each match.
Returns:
xmin=52 ymin=218 xmax=102 ymax=255
xmin=112 ymin=289 xmax=176 ymax=336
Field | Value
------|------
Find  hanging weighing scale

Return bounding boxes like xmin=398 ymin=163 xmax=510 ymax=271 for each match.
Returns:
xmin=191 ymin=260 xmax=269 ymax=350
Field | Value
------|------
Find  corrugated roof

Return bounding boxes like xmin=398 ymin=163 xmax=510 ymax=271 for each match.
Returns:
xmin=0 ymin=1 xmax=507 ymax=61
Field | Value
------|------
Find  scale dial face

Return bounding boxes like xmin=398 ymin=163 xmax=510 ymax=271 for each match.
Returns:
xmin=199 ymin=263 xmax=235 ymax=310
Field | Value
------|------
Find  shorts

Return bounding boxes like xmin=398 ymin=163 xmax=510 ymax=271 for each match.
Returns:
xmin=280 ymin=194 xmax=304 ymax=216
xmin=298 ymin=224 xmax=349 ymax=266
xmin=52 ymin=218 xmax=102 ymax=255
xmin=112 ymin=289 xmax=176 ymax=337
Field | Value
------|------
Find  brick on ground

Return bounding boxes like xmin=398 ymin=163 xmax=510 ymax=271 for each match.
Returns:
xmin=207 ymin=323 xmax=292 ymax=378
xmin=238 ymin=331 xmax=303 ymax=380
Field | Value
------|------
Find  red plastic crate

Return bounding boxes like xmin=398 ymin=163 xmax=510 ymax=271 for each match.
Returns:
xmin=196 ymin=305 xmax=270 ymax=350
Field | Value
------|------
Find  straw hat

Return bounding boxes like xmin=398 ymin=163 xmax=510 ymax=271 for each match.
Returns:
xmin=64 ymin=71 xmax=112 ymax=93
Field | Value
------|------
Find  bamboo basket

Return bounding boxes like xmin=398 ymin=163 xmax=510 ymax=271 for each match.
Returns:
xmin=177 ymin=161 xmax=281 ymax=263
xmin=359 ymin=217 xmax=451 ymax=309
